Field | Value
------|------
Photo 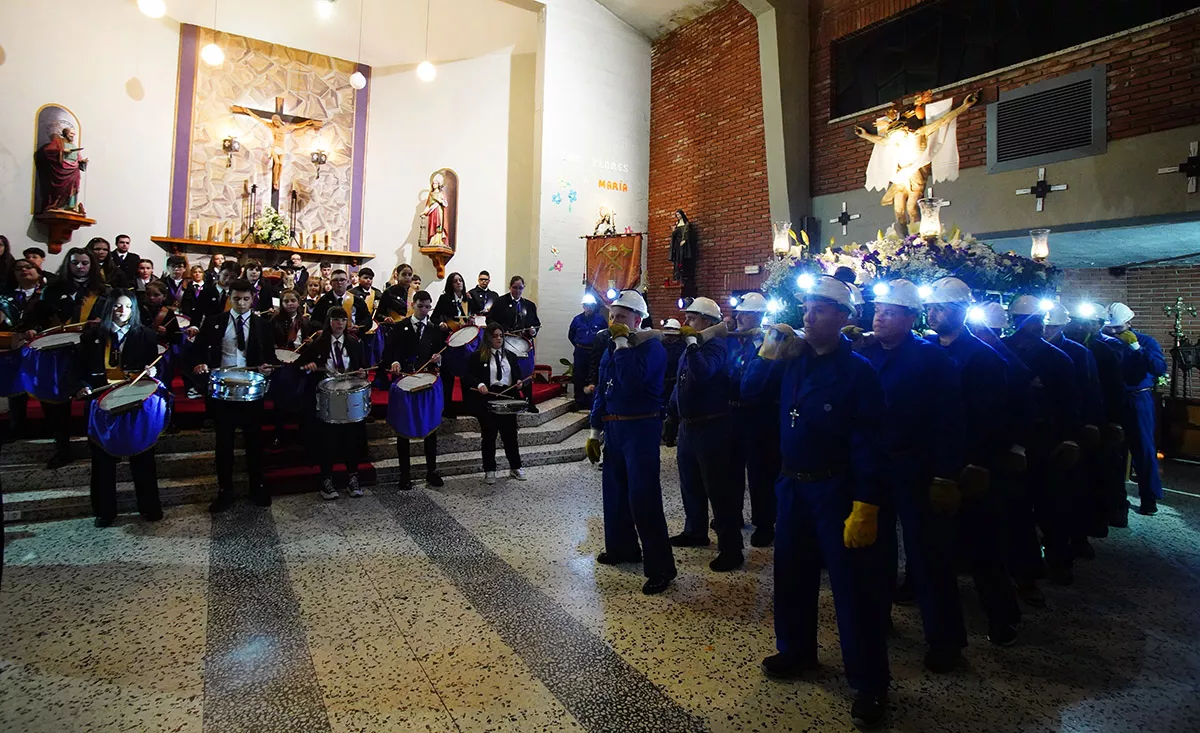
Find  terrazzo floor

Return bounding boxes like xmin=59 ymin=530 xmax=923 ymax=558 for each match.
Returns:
xmin=2 ymin=452 xmax=1200 ymax=732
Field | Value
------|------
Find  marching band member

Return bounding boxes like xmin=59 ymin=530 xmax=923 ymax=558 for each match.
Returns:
xmin=286 ymin=253 xmax=310 ymax=292
xmin=1 ymin=259 xmax=46 ymax=438
xmin=669 ymin=296 xmax=743 ymax=572
xmin=318 ymin=261 xmax=332 ymax=289
xmin=302 ymin=277 xmax=323 ymax=318
xmin=741 ymin=275 xmax=890 ymax=729
xmin=409 ymin=275 xmax=423 ymax=308
xmin=21 ymin=247 xmax=56 ymax=286
xmin=297 ymin=308 xmax=367 ymax=500
xmin=1104 ymin=302 xmax=1167 ymax=516
xmin=311 ymin=269 xmax=371 ymax=334
xmin=375 ymin=264 xmax=414 ymax=388
xmin=0 ymin=235 xmax=15 ymax=288
xmin=859 ymin=279 xmax=970 ymax=673
xmin=493 ymin=275 xmax=540 ymax=413
xmin=242 ymin=260 xmax=279 ymax=316
xmin=351 ymin=267 xmax=381 ymax=310
xmin=160 ymin=255 xmax=189 ymax=308
xmin=141 ymin=281 xmax=183 ymax=390
xmin=727 ymin=293 xmax=779 ymax=547
xmin=132 ymin=258 xmax=158 ymax=297
xmin=76 ymin=293 xmax=162 ymax=526
xmin=468 ymin=270 xmax=499 ymax=315
xmin=383 ymin=289 xmax=446 ymax=490
xmin=181 ymin=264 xmax=206 ymax=317
xmin=468 ymin=322 xmax=526 ymax=484
xmin=112 ymin=234 xmax=141 ymax=286
xmin=86 ymin=237 xmax=124 ymax=288
xmin=203 ymin=253 xmax=225 ymax=286
xmin=585 ymin=289 xmax=677 ymax=595
xmin=269 ymin=289 xmax=316 ymax=444
xmin=191 ymin=278 xmax=278 ymax=512
xmin=434 ymin=272 xmax=475 ymax=417
xmin=568 ymin=292 xmax=607 ymax=411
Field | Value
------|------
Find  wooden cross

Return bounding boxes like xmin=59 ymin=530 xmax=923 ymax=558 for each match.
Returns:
xmin=1157 ymin=142 xmax=1199 ymax=194
xmin=829 ymin=202 xmax=861 ymax=235
xmin=232 ymin=97 xmax=324 ymax=210
xmin=1015 ymin=168 xmax=1067 ymax=212
xmin=789 ymin=406 xmax=800 ymax=428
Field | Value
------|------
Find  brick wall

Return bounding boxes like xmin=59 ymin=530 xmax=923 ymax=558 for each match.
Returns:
xmin=1058 ymin=266 xmax=1200 ymax=349
xmin=810 ymin=2 xmax=1200 ymax=196
xmin=647 ymin=1 xmax=769 ymax=323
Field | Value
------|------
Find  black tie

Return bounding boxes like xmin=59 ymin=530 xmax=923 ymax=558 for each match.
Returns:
xmin=235 ymin=315 xmax=246 ymax=351
xmin=111 ymin=333 xmax=122 ymax=366
xmin=494 ymin=351 xmax=502 ymax=384
xmin=417 ymin=321 xmax=424 ymax=341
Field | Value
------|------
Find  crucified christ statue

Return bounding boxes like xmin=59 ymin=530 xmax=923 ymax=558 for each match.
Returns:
xmin=232 ymin=97 xmax=324 ymax=209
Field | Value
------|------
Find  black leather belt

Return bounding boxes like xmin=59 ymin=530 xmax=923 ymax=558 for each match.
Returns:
xmin=681 ymin=413 xmax=723 ymax=425
xmin=602 ymin=413 xmax=658 ymax=422
xmin=782 ymin=468 xmax=840 ymax=483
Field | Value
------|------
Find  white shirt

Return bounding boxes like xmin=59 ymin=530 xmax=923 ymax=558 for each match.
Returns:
xmin=487 ymin=350 xmax=513 ymax=387
xmin=20 ymin=286 xmax=36 ymax=299
xmin=111 ymin=324 xmax=130 ymax=342
xmin=221 ymin=312 xmax=250 ymax=368
xmin=411 ymin=316 xmax=430 ymax=336
xmin=325 ymin=335 xmax=347 ymax=374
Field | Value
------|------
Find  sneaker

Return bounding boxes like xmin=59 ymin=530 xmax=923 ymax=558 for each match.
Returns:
xmin=510 ymin=468 xmax=527 ymax=481
xmin=1136 ymin=498 xmax=1158 ymax=515
xmin=709 ymin=551 xmax=744 ymax=572
xmin=320 ymin=478 xmax=339 ymax=501
xmin=669 ymin=533 xmax=711 ymax=548
xmin=348 ymin=474 xmax=363 ymax=498
xmin=750 ymin=527 xmax=775 ymax=548
xmin=760 ymin=652 xmax=818 ymax=680
xmin=850 ymin=692 xmax=888 ymax=729
xmin=186 ymin=388 xmax=202 ymax=399
xmin=987 ymin=623 xmax=1018 ymax=647
xmin=484 ymin=471 xmax=497 ymax=485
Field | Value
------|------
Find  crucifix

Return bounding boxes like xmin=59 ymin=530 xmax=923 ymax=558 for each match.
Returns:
xmin=829 ymin=202 xmax=861 ymax=235
xmin=925 ymin=186 xmax=951 ymax=209
xmin=1165 ymin=294 xmax=1199 ymax=397
xmin=789 ymin=406 xmax=799 ymax=428
xmin=232 ymin=97 xmax=325 ymax=210
xmin=1165 ymin=295 xmax=1197 ymax=348
xmin=1157 ymin=142 xmax=1199 ymax=194
xmin=1015 ymin=167 xmax=1067 ymax=212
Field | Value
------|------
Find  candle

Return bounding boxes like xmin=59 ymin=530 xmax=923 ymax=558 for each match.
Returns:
xmin=207 ymin=224 xmax=216 ymax=242
xmin=324 ymin=232 xmax=330 ymax=250
xmin=188 ymin=221 xmax=197 ymax=239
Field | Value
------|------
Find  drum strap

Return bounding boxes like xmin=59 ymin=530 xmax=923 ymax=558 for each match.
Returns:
xmin=80 ymin=293 xmax=99 ymax=322
xmin=154 ymin=307 xmax=170 ymax=329
xmin=365 ymin=290 xmax=376 ymax=312
xmin=103 ymin=338 xmax=124 ymax=381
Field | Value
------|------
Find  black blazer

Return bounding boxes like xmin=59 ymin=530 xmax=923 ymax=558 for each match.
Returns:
xmin=381 ymin=317 xmax=447 ymax=373
xmin=191 ymin=311 xmax=277 ymax=370
xmin=33 ymin=280 xmax=110 ymax=330
xmin=285 ymin=267 xmax=309 ymax=294
xmin=178 ymin=281 xmax=205 ymax=317
xmin=76 ymin=324 xmax=159 ymax=389
xmin=311 ymin=290 xmax=373 ymax=330
xmin=248 ymin=279 xmax=280 ymax=315
xmin=297 ymin=333 xmax=366 ymax=373
xmin=467 ymin=286 xmax=499 ymax=316
xmin=193 ymin=282 xmax=230 ymax=330
xmin=374 ymin=285 xmax=409 ymax=322
xmin=1 ymin=285 xmax=46 ymax=331
xmin=111 ymin=251 xmax=141 ymax=285
xmin=491 ymin=294 xmax=540 ymax=333
xmin=270 ymin=311 xmax=317 ymax=349
xmin=140 ymin=303 xmax=184 ymax=346
xmin=159 ymin=277 xmax=189 ymax=308
xmin=433 ymin=292 xmax=475 ymax=326
xmin=466 ymin=348 xmax=524 ymax=414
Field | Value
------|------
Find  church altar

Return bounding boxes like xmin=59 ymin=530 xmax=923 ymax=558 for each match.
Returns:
xmin=150 ymin=236 xmax=374 ymax=267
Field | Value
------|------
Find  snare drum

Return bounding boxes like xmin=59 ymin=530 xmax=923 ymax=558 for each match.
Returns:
xmin=387 ymin=372 xmax=444 ymax=438
xmin=208 ymin=368 xmax=269 ymax=402
xmin=487 ymin=398 xmax=528 ymax=415
xmin=316 ymin=374 xmax=373 ymax=423
xmin=174 ymin=313 xmax=192 ymax=330
xmin=88 ymin=379 xmax=171 ymax=457
xmin=442 ymin=325 xmax=482 ymax=374
xmin=23 ymin=331 xmax=83 ymax=403
xmin=274 ymin=348 xmax=301 ymax=364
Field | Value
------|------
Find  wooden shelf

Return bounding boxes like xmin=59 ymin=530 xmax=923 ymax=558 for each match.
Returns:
xmin=150 ymin=236 xmax=375 ymax=262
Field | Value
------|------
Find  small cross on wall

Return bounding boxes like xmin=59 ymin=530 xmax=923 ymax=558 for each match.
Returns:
xmin=1015 ymin=168 xmax=1068 ymax=212
xmin=829 ymin=202 xmax=861 ymax=235
xmin=1157 ymin=142 xmax=1199 ymax=194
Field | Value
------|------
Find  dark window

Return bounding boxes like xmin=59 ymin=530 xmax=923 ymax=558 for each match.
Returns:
xmin=830 ymin=0 xmax=1198 ymax=118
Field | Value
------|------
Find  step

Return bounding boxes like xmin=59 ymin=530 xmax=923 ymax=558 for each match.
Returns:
xmin=0 ymin=395 xmax=583 ymax=466
xmin=1 ymin=434 xmax=588 ymax=524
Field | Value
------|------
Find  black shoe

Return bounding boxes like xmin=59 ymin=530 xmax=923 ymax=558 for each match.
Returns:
xmin=709 ymin=551 xmax=744 ymax=572
xmin=1047 ymin=564 xmax=1074 ymax=586
xmin=141 ymin=510 xmax=164 ymax=522
xmin=761 ymin=652 xmax=818 ymax=680
xmin=1137 ymin=499 xmax=1158 ymax=516
xmin=597 ymin=550 xmax=642 ymax=566
xmin=750 ymin=527 xmax=775 ymax=547
xmin=987 ymin=623 xmax=1018 ymax=647
xmin=1110 ymin=509 xmax=1130 ymax=528
xmin=893 ymin=579 xmax=916 ymax=606
xmin=397 ymin=477 xmax=414 ymax=492
xmin=1016 ymin=581 xmax=1046 ymax=608
xmin=851 ymin=692 xmax=888 ymax=729
xmin=46 ymin=450 xmax=72 ymax=470
xmin=642 ymin=570 xmax=677 ymax=595
xmin=923 ymin=646 xmax=962 ymax=673
xmin=669 ymin=532 xmax=710 ymax=548
xmin=1072 ymin=539 xmax=1096 ymax=560
xmin=94 ymin=516 xmax=114 ymax=528
xmin=250 ymin=491 xmax=272 ymax=508
xmin=526 ymin=404 xmax=540 ymax=414
xmin=208 ymin=493 xmax=235 ymax=513
xmin=426 ymin=472 xmax=444 ymax=488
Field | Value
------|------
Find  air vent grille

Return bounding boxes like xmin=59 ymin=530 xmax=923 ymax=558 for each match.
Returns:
xmin=987 ymin=65 xmax=1107 ymax=174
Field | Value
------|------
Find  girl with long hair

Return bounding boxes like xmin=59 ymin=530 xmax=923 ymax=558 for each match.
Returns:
xmin=468 ymin=322 xmax=526 ymax=484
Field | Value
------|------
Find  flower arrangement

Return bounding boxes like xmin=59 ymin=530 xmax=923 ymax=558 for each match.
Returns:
xmin=253 ymin=206 xmax=289 ymax=247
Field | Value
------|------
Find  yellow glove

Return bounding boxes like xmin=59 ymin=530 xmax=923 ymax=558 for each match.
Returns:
xmin=1117 ymin=330 xmax=1139 ymax=346
xmin=678 ymin=325 xmax=700 ymax=339
xmin=958 ymin=464 xmax=990 ymax=500
xmin=929 ymin=477 xmax=962 ymax=516
xmin=608 ymin=323 xmax=630 ymax=340
xmin=758 ymin=324 xmax=798 ymax=360
xmin=1052 ymin=440 xmax=1081 ymax=470
xmin=841 ymin=325 xmax=864 ymax=340
xmin=585 ymin=429 xmax=603 ymax=464
xmin=843 ymin=501 xmax=880 ymax=548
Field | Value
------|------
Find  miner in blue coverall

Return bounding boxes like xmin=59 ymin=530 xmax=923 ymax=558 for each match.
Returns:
xmin=857 ymin=279 xmax=972 ymax=673
xmin=585 ymin=289 xmax=677 ymax=595
xmin=660 ymin=318 xmax=686 ymax=446
xmin=568 ymin=292 xmax=608 ymax=410
xmin=668 ymin=296 xmax=744 ymax=572
xmin=1004 ymin=296 xmax=1082 ymax=589
xmin=1104 ymin=302 xmax=1168 ymax=516
xmin=742 ymin=275 xmax=891 ymax=730
xmin=925 ymin=278 xmax=1022 ymax=647
xmin=727 ymin=292 xmax=779 ymax=548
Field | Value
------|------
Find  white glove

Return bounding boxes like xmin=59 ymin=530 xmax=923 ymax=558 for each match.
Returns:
xmin=589 ymin=428 xmax=602 ymax=441
xmin=684 ymin=336 xmax=698 ymax=347
xmin=613 ymin=336 xmax=630 ymax=350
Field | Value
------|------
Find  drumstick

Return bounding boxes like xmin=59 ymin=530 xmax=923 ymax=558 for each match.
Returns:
xmin=88 ymin=351 xmax=168 ymax=399
xmin=414 ymin=346 xmax=449 ymax=374
xmin=39 ymin=320 xmax=87 ymax=336
xmin=127 ymin=352 xmax=167 ymax=388
xmin=494 ymin=375 xmax=534 ymax=397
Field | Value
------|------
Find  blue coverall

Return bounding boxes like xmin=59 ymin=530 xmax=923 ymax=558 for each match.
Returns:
xmin=569 ymin=310 xmax=608 ymax=409
xmin=742 ymin=335 xmax=890 ymax=696
xmin=1050 ymin=333 xmax=1104 ymax=546
xmin=860 ymin=333 xmax=967 ymax=653
xmin=728 ymin=332 xmax=779 ymax=533
xmin=591 ymin=336 xmax=676 ymax=580
xmin=1082 ymin=332 xmax=1131 ymax=528
xmin=1117 ymin=330 xmax=1167 ymax=502
xmin=670 ymin=334 xmax=741 ymax=552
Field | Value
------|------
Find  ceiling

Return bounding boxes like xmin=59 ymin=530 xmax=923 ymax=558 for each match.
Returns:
xmin=593 ymin=0 xmax=727 ymax=38
xmin=984 ymin=219 xmax=1200 ymax=269
xmin=159 ymin=0 xmax=539 ymax=68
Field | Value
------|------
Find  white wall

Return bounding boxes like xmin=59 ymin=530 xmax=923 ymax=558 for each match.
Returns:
xmin=534 ymin=0 xmax=652 ymax=368
xmin=0 ymin=0 xmax=180 ymax=272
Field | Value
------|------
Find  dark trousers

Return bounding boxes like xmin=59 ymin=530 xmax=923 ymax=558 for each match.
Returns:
xmin=213 ymin=400 xmax=266 ymax=500
xmin=90 ymin=442 xmax=161 ymax=520
xmin=1007 ymin=455 xmax=1072 ymax=579
xmin=6 ymin=394 xmax=28 ymax=437
xmin=677 ymin=418 xmax=742 ymax=553
xmin=1125 ymin=391 xmax=1162 ymax=500
xmin=43 ymin=400 xmax=72 ymax=450
xmin=481 ymin=411 xmax=521 ymax=471
xmin=397 ymin=432 xmax=438 ymax=478
xmin=774 ymin=475 xmax=890 ymax=696
xmin=572 ymin=347 xmax=593 ymax=410
xmin=601 ymin=417 xmax=676 ymax=579
xmin=319 ymin=421 xmax=364 ymax=479
xmin=959 ymin=477 xmax=1022 ymax=628
xmin=731 ymin=404 xmax=779 ymax=530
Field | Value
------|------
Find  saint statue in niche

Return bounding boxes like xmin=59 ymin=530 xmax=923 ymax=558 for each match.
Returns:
xmin=34 ymin=105 xmax=88 ymax=215
xmin=418 ymin=168 xmax=458 ymax=278
xmin=853 ymin=90 xmax=978 ymax=235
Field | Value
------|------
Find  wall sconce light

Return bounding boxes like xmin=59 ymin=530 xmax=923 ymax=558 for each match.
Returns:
xmin=222 ymin=136 xmax=240 ymax=167
xmin=1030 ymin=228 xmax=1051 ymax=262
xmin=311 ymin=150 xmax=328 ymax=179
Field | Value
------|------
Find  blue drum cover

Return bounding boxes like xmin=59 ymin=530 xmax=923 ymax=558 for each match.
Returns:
xmin=387 ymin=376 xmax=444 ymax=439
xmin=22 ymin=344 xmax=77 ymax=403
xmin=87 ymin=379 xmax=172 ymax=457
xmin=0 ymin=349 xmax=25 ymax=397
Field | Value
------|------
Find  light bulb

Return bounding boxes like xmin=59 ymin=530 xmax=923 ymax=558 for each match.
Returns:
xmin=316 ymin=0 xmax=336 ymax=20
xmin=417 ymin=61 xmax=437 ymax=82
xmin=796 ymin=273 xmax=815 ymax=291
xmin=766 ymin=299 xmax=782 ymax=314
xmin=967 ymin=306 xmax=985 ymax=324
xmin=201 ymin=43 xmax=225 ymax=66
xmin=917 ymin=284 xmax=933 ymax=299
xmin=872 ymin=283 xmax=889 ymax=297
xmin=349 ymin=71 xmax=367 ymax=90
xmin=728 ymin=296 xmax=739 ymax=307
xmin=1077 ymin=302 xmax=1096 ymax=318
xmin=1039 ymin=299 xmax=1055 ymax=312
xmin=606 ymin=288 xmax=617 ymax=300
xmin=138 ymin=0 xmax=166 ymax=18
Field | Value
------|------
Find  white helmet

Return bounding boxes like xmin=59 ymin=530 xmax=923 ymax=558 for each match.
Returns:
xmin=1073 ymin=301 xmax=1105 ymax=321
xmin=925 ymin=276 xmax=973 ymax=305
xmin=1107 ymin=302 xmax=1135 ymax=326
xmin=846 ymin=283 xmax=865 ymax=308
xmin=1044 ymin=301 xmax=1070 ymax=326
xmin=734 ymin=292 xmax=768 ymax=313
xmin=873 ymin=279 xmax=924 ymax=310
xmin=581 ymin=292 xmax=597 ymax=306
xmin=978 ymin=302 xmax=1008 ymax=329
xmin=662 ymin=318 xmax=681 ymax=332
xmin=685 ymin=296 xmax=722 ymax=321
xmin=1008 ymin=295 xmax=1044 ymax=317
xmin=797 ymin=275 xmax=855 ymax=312
xmin=610 ymin=289 xmax=649 ymax=318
